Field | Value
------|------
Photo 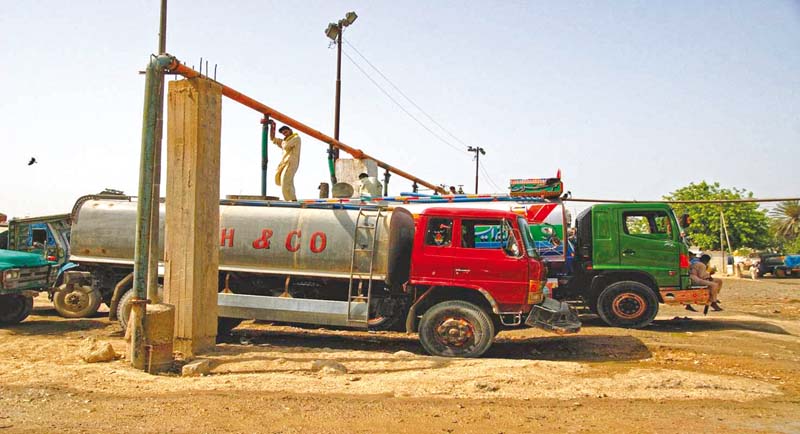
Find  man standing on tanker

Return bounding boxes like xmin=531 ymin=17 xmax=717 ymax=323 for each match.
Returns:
xmin=268 ymin=121 xmax=301 ymax=201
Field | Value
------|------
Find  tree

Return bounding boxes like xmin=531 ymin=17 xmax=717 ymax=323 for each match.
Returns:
xmin=770 ymin=200 xmax=800 ymax=253
xmin=770 ymin=200 xmax=800 ymax=239
xmin=663 ymin=181 xmax=770 ymax=250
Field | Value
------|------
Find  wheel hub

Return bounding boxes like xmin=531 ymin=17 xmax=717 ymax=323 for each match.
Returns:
xmin=612 ymin=293 xmax=646 ymax=319
xmin=434 ymin=317 xmax=475 ymax=347
xmin=65 ymin=291 xmax=89 ymax=310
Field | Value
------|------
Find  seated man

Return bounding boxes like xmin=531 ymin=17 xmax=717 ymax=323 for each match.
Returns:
xmin=358 ymin=173 xmax=383 ymax=198
xmin=688 ymin=254 xmax=723 ymax=312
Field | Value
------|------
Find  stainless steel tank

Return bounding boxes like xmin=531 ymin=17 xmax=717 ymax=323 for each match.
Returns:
xmin=70 ymin=197 xmax=414 ymax=282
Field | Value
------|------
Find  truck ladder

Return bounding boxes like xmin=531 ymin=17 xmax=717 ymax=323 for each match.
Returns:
xmin=346 ymin=208 xmax=384 ymax=324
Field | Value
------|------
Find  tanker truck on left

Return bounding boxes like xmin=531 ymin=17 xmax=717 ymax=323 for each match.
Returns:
xmin=65 ymin=193 xmax=580 ymax=357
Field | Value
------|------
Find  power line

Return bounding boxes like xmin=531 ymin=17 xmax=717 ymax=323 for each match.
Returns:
xmin=341 ymin=50 xmax=465 ymax=154
xmin=343 ymin=38 xmax=472 ymax=148
xmin=342 ymin=40 xmax=507 ymax=192
xmin=479 ymin=160 xmax=503 ymax=192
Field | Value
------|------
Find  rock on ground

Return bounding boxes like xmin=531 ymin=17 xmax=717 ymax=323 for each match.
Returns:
xmin=310 ymin=359 xmax=347 ymax=375
xmin=79 ymin=338 xmax=118 ymax=363
xmin=182 ymin=359 xmax=212 ymax=377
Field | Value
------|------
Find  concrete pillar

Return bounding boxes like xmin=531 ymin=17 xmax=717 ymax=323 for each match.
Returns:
xmin=335 ymin=158 xmax=378 ymax=197
xmin=164 ymin=77 xmax=222 ymax=356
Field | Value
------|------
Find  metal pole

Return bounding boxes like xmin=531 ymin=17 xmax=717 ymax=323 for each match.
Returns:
xmin=133 ymin=55 xmax=171 ymax=368
xmin=147 ymin=0 xmax=168 ymax=303
xmin=158 ymin=0 xmax=167 ymax=54
xmin=328 ymin=26 xmax=343 ymax=185
xmin=720 ymin=209 xmax=725 ymax=274
xmin=474 ymin=149 xmax=479 ymax=194
xmin=260 ymin=115 xmax=270 ymax=196
xmin=383 ymin=169 xmax=390 ymax=196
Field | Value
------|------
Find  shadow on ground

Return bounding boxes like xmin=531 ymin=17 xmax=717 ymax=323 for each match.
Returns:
xmin=580 ymin=315 xmax=793 ymax=336
xmin=226 ymin=326 xmax=651 ymax=363
xmin=5 ymin=318 xmax=108 ymax=336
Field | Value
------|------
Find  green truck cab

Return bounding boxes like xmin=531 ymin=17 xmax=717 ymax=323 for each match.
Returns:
xmin=0 ymin=249 xmax=59 ymax=324
xmin=557 ymin=203 xmax=704 ymax=328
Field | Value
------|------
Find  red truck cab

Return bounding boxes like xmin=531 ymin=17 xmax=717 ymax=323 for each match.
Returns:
xmin=406 ymin=208 xmax=578 ymax=357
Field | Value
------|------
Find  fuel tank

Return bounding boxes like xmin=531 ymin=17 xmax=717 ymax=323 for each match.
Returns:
xmin=69 ymin=196 xmax=415 ymax=284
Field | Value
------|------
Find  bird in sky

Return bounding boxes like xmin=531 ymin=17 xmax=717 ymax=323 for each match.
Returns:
xmin=28 ymin=157 xmax=37 ymax=166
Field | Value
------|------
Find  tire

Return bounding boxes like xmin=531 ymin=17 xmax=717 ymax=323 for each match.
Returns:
xmin=418 ymin=300 xmax=495 ymax=358
xmin=367 ymin=296 xmax=408 ymax=332
xmin=775 ymin=268 xmax=787 ymax=278
xmin=116 ymin=289 xmax=135 ymax=331
xmin=53 ymin=284 xmax=102 ymax=318
xmin=0 ymin=294 xmax=34 ymax=325
xmin=596 ymin=280 xmax=659 ymax=329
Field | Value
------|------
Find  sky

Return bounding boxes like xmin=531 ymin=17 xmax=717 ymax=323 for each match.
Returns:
xmin=1 ymin=1 xmax=798 ymax=220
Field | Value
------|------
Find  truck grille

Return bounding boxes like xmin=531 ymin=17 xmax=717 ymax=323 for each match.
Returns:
xmin=3 ymin=266 xmax=51 ymax=290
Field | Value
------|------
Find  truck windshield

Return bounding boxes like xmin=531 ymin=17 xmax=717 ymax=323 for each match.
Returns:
xmin=517 ymin=217 xmax=538 ymax=258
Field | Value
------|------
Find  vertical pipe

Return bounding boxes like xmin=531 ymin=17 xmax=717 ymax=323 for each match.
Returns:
xmin=148 ymin=0 xmax=168 ymax=302
xmin=132 ymin=57 xmax=165 ymax=368
xmin=719 ymin=209 xmax=725 ymax=274
xmin=158 ymin=0 xmax=167 ymax=54
xmin=261 ymin=115 xmax=270 ymax=196
xmin=383 ymin=169 xmax=390 ymax=196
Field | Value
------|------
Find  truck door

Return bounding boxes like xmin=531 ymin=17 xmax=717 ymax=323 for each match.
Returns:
xmin=617 ymin=209 xmax=681 ymax=286
xmin=454 ymin=218 xmax=528 ymax=306
xmin=412 ymin=216 xmax=456 ymax=284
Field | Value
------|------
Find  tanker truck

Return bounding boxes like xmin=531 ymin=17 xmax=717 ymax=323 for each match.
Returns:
xmin=67 ymin=193 xmax=580 ymax=358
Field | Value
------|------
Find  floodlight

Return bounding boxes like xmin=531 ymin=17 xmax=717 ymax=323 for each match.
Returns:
xmin=325 ymin=23 xmax=340 ymax=40
xmin=343 ymin=11 xmax=358 ymax=26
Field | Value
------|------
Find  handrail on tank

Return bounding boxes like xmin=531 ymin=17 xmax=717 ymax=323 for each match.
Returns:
xmin=163 ymin=56 xmax=448 ymax=195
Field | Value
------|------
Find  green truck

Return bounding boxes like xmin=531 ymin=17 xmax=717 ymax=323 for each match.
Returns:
xmin=0 ymin=248 xmax=59 ymax=325
xmin=554 ymin=202 xmax=702 ymax=328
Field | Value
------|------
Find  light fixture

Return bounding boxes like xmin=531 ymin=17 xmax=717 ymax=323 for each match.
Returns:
xmin=343 ymin=11 xmax=358 ymax=27
xmin=325 ymin=22 xmax=340 ymax=40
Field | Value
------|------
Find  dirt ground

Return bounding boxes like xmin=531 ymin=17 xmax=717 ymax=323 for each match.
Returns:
xmin=1 ymin=277 xmax=799 ymax=433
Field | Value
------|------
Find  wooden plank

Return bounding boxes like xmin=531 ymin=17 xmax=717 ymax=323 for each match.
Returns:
xmin=164 ymin=78 xmax=222 ymax=356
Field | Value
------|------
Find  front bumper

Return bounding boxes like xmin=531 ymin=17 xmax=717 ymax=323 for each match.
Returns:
xmin=525 ymin=297 xmax=581 ymax=335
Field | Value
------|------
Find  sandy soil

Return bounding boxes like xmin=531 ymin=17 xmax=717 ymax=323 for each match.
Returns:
xmin=0 ymin=277 xmax=798 ymax=433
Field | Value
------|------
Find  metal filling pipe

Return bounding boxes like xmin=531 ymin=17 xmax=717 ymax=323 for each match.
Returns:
xmin=165 ymin=59 xmax=447 ymax=195
xmin=132 ymin=54 xmax=172 ymax=368
xmin=260 ymin=115 xmax=270 ymax=196
xmin=147 ymin=0 xmax=168 ymax=303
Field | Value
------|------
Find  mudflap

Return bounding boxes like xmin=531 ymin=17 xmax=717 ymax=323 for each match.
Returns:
xmin=525 ymin=297 xmax=581 ymax=335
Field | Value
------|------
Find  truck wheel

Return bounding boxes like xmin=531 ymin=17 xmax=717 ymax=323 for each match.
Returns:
xmin=367 ymin=297 xmax=407 ymax=331
xmin=419 ymin=300 xmax=495 ymax=358
xmin=596 ymin=281 xmax=658 ymax=329
xmin=775 ymin=268 xmax=787 ymax=278
xmin=0 ymin=294 xmax=34 ymax=324
xmin=116 ymin=289 xmax=135 ymax=331
xmin=53 ymin=284 xmax=102 ymax=318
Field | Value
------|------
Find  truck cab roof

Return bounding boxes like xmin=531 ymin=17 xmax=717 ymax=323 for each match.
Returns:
xmin=420 ymin=207 xmax=521 ymax=220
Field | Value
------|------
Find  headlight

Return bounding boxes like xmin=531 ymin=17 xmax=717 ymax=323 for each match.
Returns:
xmin=3 ymin=269 xmax=21 ymax=281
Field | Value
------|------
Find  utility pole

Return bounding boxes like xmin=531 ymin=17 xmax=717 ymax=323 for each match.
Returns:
xmin=467 ymin=146 xmax=485 ymax=194
xmin=324 ymin=11 xmax=358 ymax=185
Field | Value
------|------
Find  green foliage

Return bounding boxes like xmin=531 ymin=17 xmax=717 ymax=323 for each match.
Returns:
xmin=782 ymin=237 xmax=800 ymax=254
xmin=663 ymin=181 xmax=770 ymax=250
xmin=770 ymin=200 xmax=800 ymax=241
